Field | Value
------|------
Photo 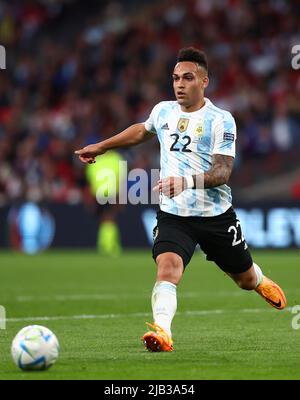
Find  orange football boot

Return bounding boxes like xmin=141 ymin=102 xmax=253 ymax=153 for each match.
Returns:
xmin=255 ymin=276 xmax=287 ymax=310
xmin=142 ymin=322 xmax=174 ymax=352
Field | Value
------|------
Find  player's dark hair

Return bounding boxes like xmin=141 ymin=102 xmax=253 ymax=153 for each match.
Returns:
xmin=177 ymin=47 xmax=208 ymax=72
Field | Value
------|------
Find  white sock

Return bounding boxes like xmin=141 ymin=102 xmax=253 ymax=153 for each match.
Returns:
xmin=151 ymin=281 xmax=177 ymax=337
xmin=253 ymin=263 xmax=263 ymax=287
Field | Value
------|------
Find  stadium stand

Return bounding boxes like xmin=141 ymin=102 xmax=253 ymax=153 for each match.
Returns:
xmin=0 ymin=0 xmax=299 ymax=207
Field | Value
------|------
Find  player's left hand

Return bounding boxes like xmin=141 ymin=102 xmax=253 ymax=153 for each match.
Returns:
xmin=153 ymin=176 xmax=186 ymax=198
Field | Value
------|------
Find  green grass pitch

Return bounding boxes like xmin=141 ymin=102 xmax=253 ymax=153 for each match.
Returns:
xmin=0 ymin=249 xmax=300 ymax=380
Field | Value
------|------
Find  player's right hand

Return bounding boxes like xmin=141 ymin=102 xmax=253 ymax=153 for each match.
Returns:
xmin=74 ymin=144 xmax=105 ymax=164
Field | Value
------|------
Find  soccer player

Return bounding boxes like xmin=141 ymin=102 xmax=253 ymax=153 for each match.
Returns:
xmin=75 ymin=47 xmax=287 ymax=352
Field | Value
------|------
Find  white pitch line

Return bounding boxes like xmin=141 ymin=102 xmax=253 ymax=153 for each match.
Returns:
xmin=14 ymin=291 xmax=244 ymax=302
xmin=16 ymin=294 xmax=124 ymax=302
xmin=6 ymin=307 xmax=294 ymax=323
xmin=14 ymin=288 xmax=300 ymax=303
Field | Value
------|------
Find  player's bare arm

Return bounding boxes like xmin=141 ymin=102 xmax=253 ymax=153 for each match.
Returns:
xmin=74 ymin=123 xmax=154 ymax=164
xmin=201 ymin=154 xmax=234 ymax=188
xmin=154 ymin=154 xmax=234 ymax=198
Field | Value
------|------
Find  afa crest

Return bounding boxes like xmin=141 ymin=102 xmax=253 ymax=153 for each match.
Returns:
xmin=177 ymin=118 xmax=189 ymax=133
xmin=153 ymin=226 xmax=159 ymax=241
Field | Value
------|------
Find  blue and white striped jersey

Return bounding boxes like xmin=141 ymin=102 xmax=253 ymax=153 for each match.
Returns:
xmin=144 ymin=98 xmax=236 ymax=217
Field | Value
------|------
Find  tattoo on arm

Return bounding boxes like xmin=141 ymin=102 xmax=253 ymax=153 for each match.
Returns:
xmin=192 ymin=154 xmax=234 ymax=189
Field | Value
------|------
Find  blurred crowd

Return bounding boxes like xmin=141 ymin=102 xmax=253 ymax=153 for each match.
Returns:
xmin=0 ymin=0 xmax=300 ymax=206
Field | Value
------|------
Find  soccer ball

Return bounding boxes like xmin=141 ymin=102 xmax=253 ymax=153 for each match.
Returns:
xmin=11 ymin=325 xmax=59 ymax=371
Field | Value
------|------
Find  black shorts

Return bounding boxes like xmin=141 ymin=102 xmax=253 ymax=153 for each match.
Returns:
xmin=152 ymin=207 xmax=252 ymax=274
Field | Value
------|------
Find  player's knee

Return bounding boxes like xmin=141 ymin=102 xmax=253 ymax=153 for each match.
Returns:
xmin=156 ymin=253 xmax=183 ymax=284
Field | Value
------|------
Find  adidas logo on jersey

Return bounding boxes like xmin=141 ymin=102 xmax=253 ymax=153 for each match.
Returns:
xmin=161 ymin=123 xmax=169 ymax=130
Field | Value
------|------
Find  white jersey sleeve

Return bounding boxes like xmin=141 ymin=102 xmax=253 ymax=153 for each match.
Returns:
xmin=212 ymin=112 xmax=236 ymax=158
xmin=144 ymin=103 xmax=162 ymax=134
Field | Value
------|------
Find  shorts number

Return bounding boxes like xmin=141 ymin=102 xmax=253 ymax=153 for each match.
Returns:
xmin=170 ymin=134 xmax=192 ymax=152
xmin=228 ymin=221 xmax=245 ymax=247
